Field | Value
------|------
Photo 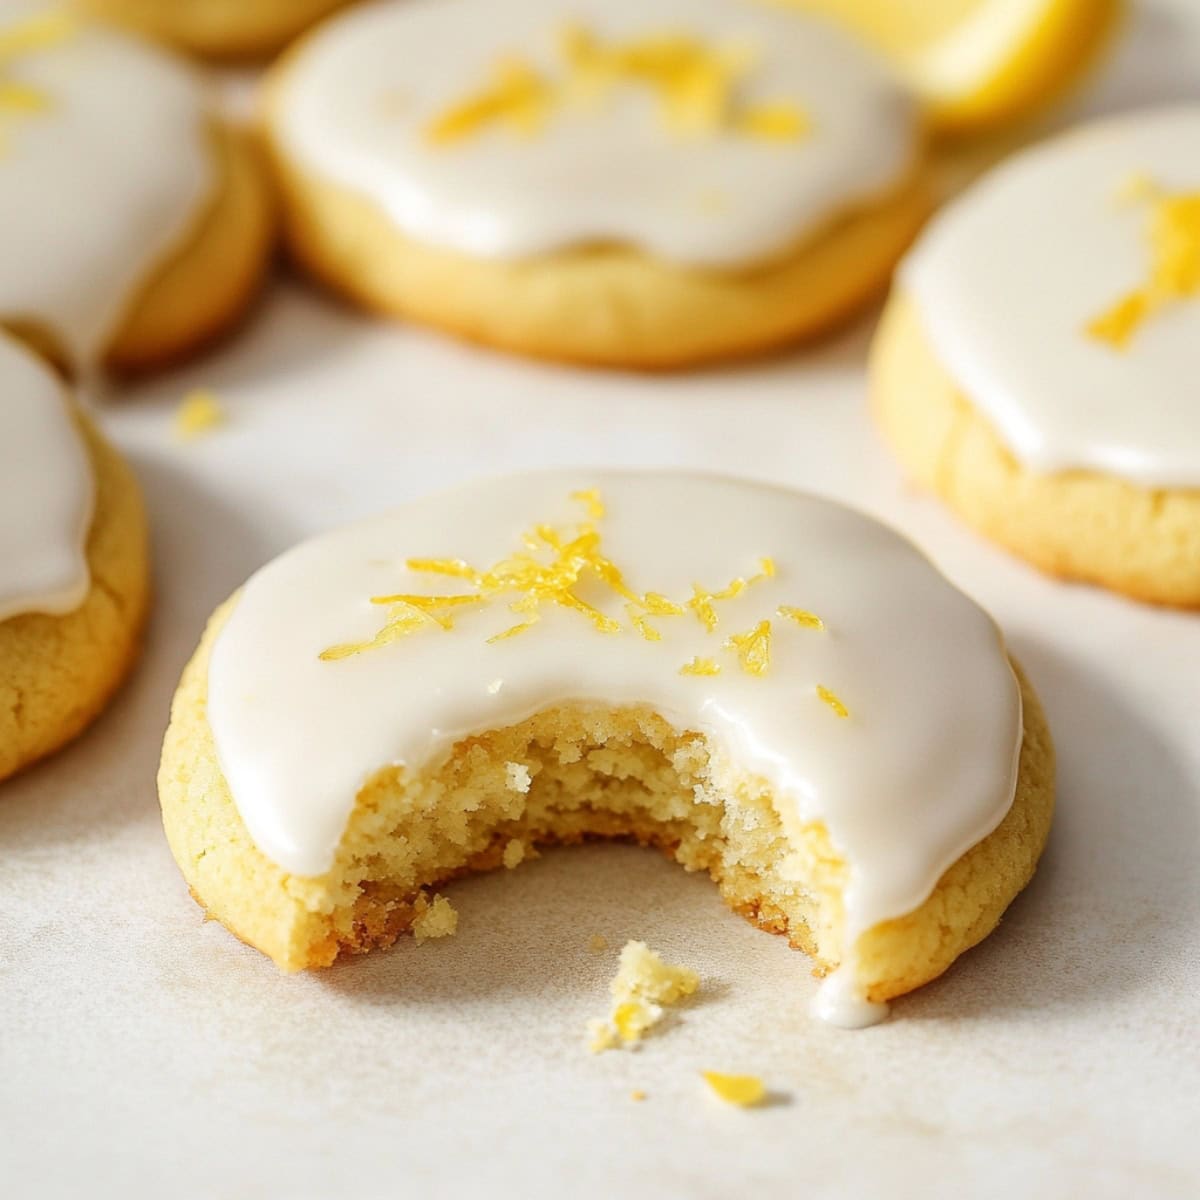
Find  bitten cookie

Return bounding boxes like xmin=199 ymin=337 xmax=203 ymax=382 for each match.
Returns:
xmin=159 ymin=472 xmax=1053 ymax=1026
xmin=263 ymin=0 xmax=932 ymax=369
xmin=74 ymin=0 xmax=353 ymax=59
xmin=0 ymin=5 xmax=274 ymax=373
xmin=871 ymin=106 xmax=1200 ymax=607
xmin=0 ymin=332 xmax=150 ymax=783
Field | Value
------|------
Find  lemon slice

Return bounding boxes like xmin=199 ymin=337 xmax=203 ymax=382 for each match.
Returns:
xmin=782 ymin=0 xmax=1123 ymax=134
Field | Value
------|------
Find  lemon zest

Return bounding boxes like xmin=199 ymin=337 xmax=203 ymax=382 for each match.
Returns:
xmin=726 ymin=619 xmax=772 ymax=676
xmin=817 ymin=684 xmax=849 ymax=718
xmin=425 ymin=24 xmax=808 ymax=146
xmin=701 ymin=1071 xmax=766 ymax=1107
xmin=680 ymin=656 xmax=721 ymax=676
xmin=0 ymin=11 xmax=76 ymax=152
xmin=1087 ymin=183 xmax=1200 ymax=348
xmin=174 ymin=390 xmax=225 ymax=440
xmin=777 ymin=604 xmax=824 ymax=631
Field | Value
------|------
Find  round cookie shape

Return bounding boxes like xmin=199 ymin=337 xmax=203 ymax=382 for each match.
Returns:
xmin=902 ymin=105 xmax=1200 ymax=489
xmin=0 ymin=331 xmax=150 ymax=782
xmin=265 ymin=0 xmax=931 ymax=366
xmin=74 ymin=0 xmax=354 ymax=59
xmin=160 ymin=472 xmax=1052 ymax=1024
xmin=0 ymin=332 xmax=93 ymax=622
xmin=0 ymin=5 xmax=274 ymax=371
xmin=873 ymin=105 xmax=1200 ymax=607
xmin=274 ymin=0 xmax=918 ymax=266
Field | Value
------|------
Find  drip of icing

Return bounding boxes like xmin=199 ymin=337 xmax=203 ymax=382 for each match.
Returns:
xmin=0 ymin=3 xmax=212 ymax=365
xmin=273 ymin=0 xmax=920 ymax=268
xmin=0 ymin=330 xmax=93 ymax=621
xmin=810 ymin=961 xmax=890 ymax=1029
xmin=206 ymin=472 xmax=1023 ymax=1020
xmin=903 ymin=105 xmax=1200 ymax=489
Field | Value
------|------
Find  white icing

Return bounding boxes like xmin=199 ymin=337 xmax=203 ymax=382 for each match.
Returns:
xmin=0 ymin=330 xmax=93 ymax=622
xmin=811 ymin=962 xmax=889 ymax=1029
xmin=903 ymin=105 xmax=1200 ymax=489
xmin=206 ymin=471 xmax=1023 ymax=1014
xmin=273 ymin=0 xmax=920 ymax=267
xmin=0 ymin=2 xmax=213 ymax=364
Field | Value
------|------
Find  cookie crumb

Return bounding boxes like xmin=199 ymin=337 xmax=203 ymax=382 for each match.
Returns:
xmin=413 ymin=893 xmax=458 ymax=942
xmin=588 ymin=934 xmax=608 ymax=952
xmin=701 ymin=1072 xmax=766 ymax=1107
xmin=174 ymin=390 xmax=224 ymax=439
xmin=630 ymin=1089 xmax=647 ymax=1102
xmin=502 ymin=839 xmax=525 ymax=869
xmin=586 ymin=940 xmax=699 ymax=1053
xmin=505 ymin=762 xmax=531 ymax=793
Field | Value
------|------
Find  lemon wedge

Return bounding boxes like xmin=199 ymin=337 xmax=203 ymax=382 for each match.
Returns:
xmin=780 ymin=0 xmax=1123 ymax=134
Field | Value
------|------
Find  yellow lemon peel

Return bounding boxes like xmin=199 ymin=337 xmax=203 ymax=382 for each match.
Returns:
xmin=701 ymin=1071 xmax=767 ymax=1107
xmin=778 ymin=604 xmax=825 ymax=631
xmin=1087 ymin=181 xmax=1200 ymax=349
xmin=680 ymin=656 xmax=722 ymax=676
xmin=0 ymin=11 xmax=75 ymax=152
xmin=174 ymin=390 xmax=225 ymax=440
xmin=726 ymin=619 xmax=772 ymax=677
xmin=424 ymin=24 xmax=808 ymax=146
xmin=817 ymin=684 xmax=850 ymax=718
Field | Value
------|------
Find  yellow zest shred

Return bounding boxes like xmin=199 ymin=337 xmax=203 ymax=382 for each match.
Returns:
xmin=680 ymin=655 xmax=721 ymax=676
xmin=758 ymin=556 xmax=776 ymax=577
xmin=425 ymin=24 xmax=808 ymax=147
xmin=0 ymin=11 xmax=75 ymax=152
xmin=405 ymin=557 xmax=480 ymax=580
xmin=701 ymin=1071 xmax=767 ymax=1107
xmin=817 ymin=684 xmax=849 ymax=719
xmin=777 ymin=604 xmax=824 ymax=631
xmin=174 ymin=390 xmax=225 ymax=440
xmin=424 ymin=56 xmax=555 ymax=145
xmin=726 ymin=620 xmax=772 ymax=676
xmin=630 ymin=1089 xmax=647 ymax=1102
xmin=570 ymin=487 xmax=605 ymax=519
xmin=1087 ymin=182 xmax=1200 ymax=348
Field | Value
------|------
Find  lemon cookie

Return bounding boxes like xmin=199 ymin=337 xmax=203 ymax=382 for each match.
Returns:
xmin=263 ymin=0 xmax=931 ymax=369
xmin=0 ymin=5 xmax=274 ymax=373
xmin=159 ymin=472 xmax=1053 ymax=1026
xmin=872 ymin=106 xmax=1200 ymax=607
xmin=0 ymin=331 xmax=149 ymax=783
xmin=75 ymin=0 xmax=353 ymax=59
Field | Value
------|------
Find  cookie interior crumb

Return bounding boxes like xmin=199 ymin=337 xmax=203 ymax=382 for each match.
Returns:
xmin=587 ymin=940 xmax=699 ymax=1053
xmin=412 ymin=893 xmax=458 ymax=942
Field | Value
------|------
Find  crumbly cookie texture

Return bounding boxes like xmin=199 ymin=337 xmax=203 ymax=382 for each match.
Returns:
xmin=870 ymin=293 xmax=1200 ymax=608
xmin=586 ymin=941 xmax=700 ymax=1053
xmin=0 ymin=404 xmax=149 ymax=783
xmin=74 ymin=0 xmax=353 ymax=59
xmin=158 ymin=592 xmax=1052 ymax=1006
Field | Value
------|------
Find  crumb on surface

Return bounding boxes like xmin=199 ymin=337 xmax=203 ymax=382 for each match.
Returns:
xmin=412 ymin=893 xmax=458 ymax=942
xmin=701 ymin=1071 xmax=766 ymax=1107
xmin=586 ymin=940 xmax=699 ymax=1053
xmin=505 ymin=761 xmax=532 ymax=793
xmin=174 ymin=390 xmax=225 ymax=439
xmin=588 ymin=934 xmax=608 ymax=952
xmin=630 ymin=1089 xmax=647 ymax=1102
xmin=502 ymin=838 xmax=526 ymax=869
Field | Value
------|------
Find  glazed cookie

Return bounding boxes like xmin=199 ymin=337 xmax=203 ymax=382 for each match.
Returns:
xmin=159 ymin=472 xmax=1053 ymax=1026
xmin=74 ymin=0 xmax=353 ymax=59
xmin=0 ymin=5 xmax=274 ymax=373
xmin=872 ymin=106 xmax=1200 ymax=607
xmin=264 ymin=0 xmax=931 ymax=368
xmin=0 ymin=331 xmax=150 ymax=783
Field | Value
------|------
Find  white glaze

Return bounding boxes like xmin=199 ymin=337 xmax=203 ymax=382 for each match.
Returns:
xmin=0 ymin=2 xmax=212 ymax=364
xmin=0 ymin=330 xmax=93 ymax=622
xmin=274 ymin=0 xmax=920 ymax=267
xmin=207 ymin=472 xmax=1022 ymax=1020
xmin=903 ymin=105 xmax=1200 ymax=489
